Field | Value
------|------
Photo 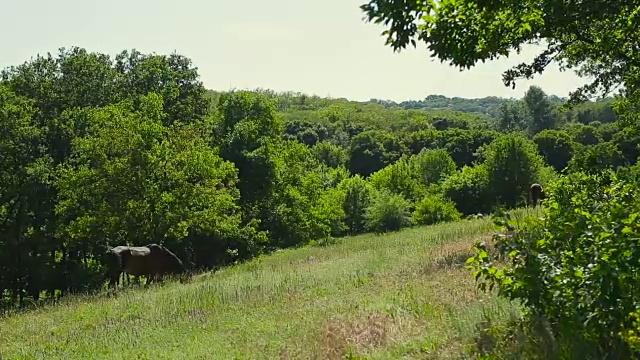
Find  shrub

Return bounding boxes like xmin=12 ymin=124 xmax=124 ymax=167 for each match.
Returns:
xmin=368 ymin=155 xmax=426 ymax=202
xmin=410 ymin=148 xmax=457 ymax=186
xmin=337 ymin=175 xmax=375 ymax=234
xmin=468 ymin=170 xmax=640 ymax=358
xmin=441 ymin=164 xmax=492 ymax=215
xmin=411 ymin=193 xmax=461 ymax=226
xmin=481 ymin=133 xmax=547 ymax=208
xmin=567 ymin=141 xmax=628 ymax=174
xmin=363 ymin=190 xmax=412 ymax=233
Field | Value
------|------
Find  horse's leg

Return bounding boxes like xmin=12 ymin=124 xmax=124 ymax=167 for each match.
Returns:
xmin=107 ymin=268 xmax=120 ymax=289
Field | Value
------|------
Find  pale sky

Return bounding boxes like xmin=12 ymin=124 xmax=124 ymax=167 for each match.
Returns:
xmin=1 ymin=0 xmax=590 ymax=102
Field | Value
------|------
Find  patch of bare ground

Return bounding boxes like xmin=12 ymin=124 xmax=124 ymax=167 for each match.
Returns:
xmin=320 ymin=312 xmax=400 ymax=360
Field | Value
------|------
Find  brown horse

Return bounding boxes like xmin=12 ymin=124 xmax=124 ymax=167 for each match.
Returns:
xmin=105 ymin=245 xmax=131 ymax=288
xmin=105 ymin=244 xmax=186 ymax=288
xmin=530 ymin=183 xmax=546 ymax=207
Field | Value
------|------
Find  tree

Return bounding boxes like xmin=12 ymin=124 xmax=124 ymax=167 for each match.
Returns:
xmin=567 ymin=141 xmax=628 ymax=174
xmin=348 ymin=130 xmax=405 ymax=176
xmin=55 ymin=93 xmax=247 ymax=271
xmin=0 ymin=84 xmax=50 ymax=304
xmin=213 ymin=90 xmax=283 ymax=210
xmin=523 ymin=85 xmax=556 ymax=134
xmin=481 ymin=134 xmax=547 ymax=208
xmin=368 ymin=155 xmax=426 ymax=202
xmin=412 ymin=148 xmax=457 ymax=186
xmin=360 ymin=0 xmax=640 ymax=104
xmin=440 ymin=129 xmax=499 ymax=167
xmin=497 ymin=100 xmax=530 ymax=132
xmin=337 ymin=176 xmax=374 ymax=234
xmin=533 ymin=130 xmax=577 ymax=172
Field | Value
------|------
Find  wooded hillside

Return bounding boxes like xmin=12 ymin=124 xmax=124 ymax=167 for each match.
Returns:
xmin=0 ymin=47 xmax=631 ymax=314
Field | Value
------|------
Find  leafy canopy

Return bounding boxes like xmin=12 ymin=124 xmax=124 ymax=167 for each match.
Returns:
xmin=360 ymin=0 xmax=640 ymax=105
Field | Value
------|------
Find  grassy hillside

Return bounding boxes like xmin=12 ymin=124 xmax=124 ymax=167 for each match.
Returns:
xmin=0 ymin=208 xmax=538 ymax=360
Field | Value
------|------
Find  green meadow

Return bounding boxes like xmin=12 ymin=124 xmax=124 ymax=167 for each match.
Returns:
xmin=0 ymin=208 xmax=538 ymax=360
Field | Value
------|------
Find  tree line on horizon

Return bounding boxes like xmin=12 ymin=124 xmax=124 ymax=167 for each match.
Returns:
xmin=0 ymin=46 xmax=634 ymax=314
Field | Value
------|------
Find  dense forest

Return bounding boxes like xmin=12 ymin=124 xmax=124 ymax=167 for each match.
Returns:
xmin=0 ymin=46 xmax=632 ymax=314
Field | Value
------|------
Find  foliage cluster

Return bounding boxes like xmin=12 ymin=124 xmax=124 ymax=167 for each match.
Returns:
xmin=469 ymin=170 xmax=640 ymax=357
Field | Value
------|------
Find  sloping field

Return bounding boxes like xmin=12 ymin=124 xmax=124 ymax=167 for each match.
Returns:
xmin=0 ymin=210 xmax=535 ymax=359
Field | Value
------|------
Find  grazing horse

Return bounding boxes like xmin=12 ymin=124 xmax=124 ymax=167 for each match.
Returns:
xmin=530 ymin=183 xmax=546 ymax=207
xmin=105 ymin=244 xmax=186 ymax=288
xmin=105 ymin=245 xmax=131 ymax=288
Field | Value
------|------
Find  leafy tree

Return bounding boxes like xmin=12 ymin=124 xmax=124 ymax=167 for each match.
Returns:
xmin=55 ymin=93 xmax=247 ymax=270
xmin=443 ymin=129 xmax=501 ymax=167
xmin=112 ymin=49 xmax=211 ymax=125
xmin=533 ymin=129 xmax=577 ymax=172
xmin=567 ymin=141 xmax=628 ymax=174
xmin=440 ymin=165 xmax=492 ymax=215
xmin=412 ymin=193 xmax=461 ymax=226
xmin=337 ymin=175 xmax=375 ymax=234
xmin=368 ymin=156 xmax=426 ymax=202
xmin=571 ymin=100 xmax=618 ymax=124
xmin=311 ymin=140 xmax=348 ymax=168
xmin=481 ymin=134 xmax=547 ymax=208
xmin=523 ymin=86 xmax=557 ymax=134
xmin=598 ymin=122 xmax=621 ymax=142
xmin=364 ymin=190 xmax=412 ymax=233
xmin=564 ymin=123 xmax=603 ymax=146
xmin=1 ymin=47 xmax=209 ymax=129
xmin=214 ymin=90 xmax=283 ymax=210
xmin=496 ymin=100 xmax=530 ymax=132
xmin=0 ymin=84 xmax=50 ymax=304
xmin=257 ymin=140 xmax=340 ymax=248
xmin=411 ymin=148 xmax=457 ymax=186
xmin=348 ymin=130 xmax=406 ymax=176
xmin=360 ymin=0 xmax=640 ymax=105
xmin=403 ymin=129 xmax=443 ymax=154
xmin=612 ymin=127 xmax=640 ymax=165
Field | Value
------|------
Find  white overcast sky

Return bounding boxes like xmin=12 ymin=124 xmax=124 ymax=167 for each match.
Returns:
xmin=1 ymin=0 xmax=590 ymax=102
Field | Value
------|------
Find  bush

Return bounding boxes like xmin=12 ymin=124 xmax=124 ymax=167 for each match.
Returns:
xmin=337 ymin=175 xmax=375 ymax=234
xmin=532 ymin=129 xmax=577 ymax=172
xmin=410 ymin=148 xmax=457 ymax=186
xmin=468 ymin=170 xmax=640 ymax=358
xmin=481 ymin=133 xmax=547 ymax=208
xmin=441 ymin=164 xmax=492 ymax=215
xmin=364 ymin=190 xmax=412 ymax=233
xmin=368 ymin=155 xmax=427 ymax=202
xmin=411 ymin=193 xmax=461 ymax=226
xmin=567 ymin=141 xmax=628 ymax=174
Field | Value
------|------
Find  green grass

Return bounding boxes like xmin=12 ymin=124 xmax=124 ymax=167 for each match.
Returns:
xmin=0 ymin=208 xmax=538 ymax=359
